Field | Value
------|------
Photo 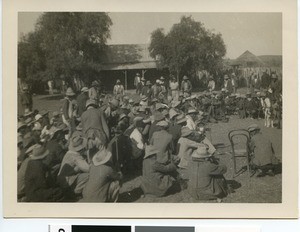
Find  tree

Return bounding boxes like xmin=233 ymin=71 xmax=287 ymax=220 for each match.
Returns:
xmin=149 ymin=16 xmax=226 ymax=83
xmin=18 ymin=12 xmax=112 ymax=86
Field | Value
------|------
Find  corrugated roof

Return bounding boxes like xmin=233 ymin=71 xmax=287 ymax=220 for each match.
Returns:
xmin=101 ymin=44 xmax=158 ymax=70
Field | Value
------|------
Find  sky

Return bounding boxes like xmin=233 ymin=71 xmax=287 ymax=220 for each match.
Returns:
xmin=18 ymin=12 xmax=282 ymax=59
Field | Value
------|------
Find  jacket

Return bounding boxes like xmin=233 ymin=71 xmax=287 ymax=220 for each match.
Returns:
xmin=141 ymin=155 xmax=177 ymax=197
xmin=150 ymin=130 xmax=173 ymax=164
xmin=188 ymin=159 xmax=227 ymax=200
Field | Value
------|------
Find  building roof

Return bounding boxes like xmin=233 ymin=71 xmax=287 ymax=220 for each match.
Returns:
xmin=101 ymin=44 xmax=158 ymax=71
xmin=232 ymin=50 xmax=265 ymax=67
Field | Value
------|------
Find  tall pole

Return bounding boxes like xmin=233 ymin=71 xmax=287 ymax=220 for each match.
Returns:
xmin=125 ymin=70 xmax=128 ymax=91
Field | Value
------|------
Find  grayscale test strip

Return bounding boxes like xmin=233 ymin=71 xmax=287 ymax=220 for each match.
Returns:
xmin=49 ymin=225 xmax=131 ymax=232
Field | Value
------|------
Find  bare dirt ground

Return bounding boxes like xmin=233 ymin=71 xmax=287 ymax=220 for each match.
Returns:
xmin=33 ymin=93 xmax=282 ymax=203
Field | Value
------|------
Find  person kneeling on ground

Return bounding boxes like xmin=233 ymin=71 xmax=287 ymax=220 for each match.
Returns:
xmin=81 ymin=147 xmax=122 ymax=202
xmin=248 ymin=124 xmax=280 ymax=177
xmin=188 ymin=145 xmax=228 ymax=202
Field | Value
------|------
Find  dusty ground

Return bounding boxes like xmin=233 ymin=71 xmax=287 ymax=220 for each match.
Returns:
xmin=33 ymin=93 xmax=282 ymax=203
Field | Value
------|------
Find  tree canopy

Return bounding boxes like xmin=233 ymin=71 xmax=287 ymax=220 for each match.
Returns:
xmin=148 ymin=16 xmax=226 ymax=80
xmin=18 ymin=12 xmax=112 ymax=84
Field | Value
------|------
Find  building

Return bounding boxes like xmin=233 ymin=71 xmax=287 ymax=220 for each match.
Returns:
xmin=100 ymin=44 xmax=168 ymax=90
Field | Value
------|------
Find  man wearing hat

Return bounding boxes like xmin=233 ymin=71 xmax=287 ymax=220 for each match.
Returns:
xmin=89 ymin=80 xmax=100 ymax=101
xmin=62 ymin=87 xmax=77 ymax=134
xmin=25 ymin=144 xmax=64 ymax=202
xmin=181 ymin=75 xmax=192 ymax=97
xmin=169 ymin=75 xmax=179 ymax=101
xmin=57 ymin=135 xmax=90 ymax=197
xmin=113 ymin=79 xmax=125 ymax=101
xmin=134 ymin=73 xmax=141 ymax=93
xmin=81 ymin=148 xmax=122 ymax=202
xmin=76 ymin=87 xmax=89 ymax=117
xmin=248 ymin=124 xmax=279 ymax=177
xmin=149 ymin=120 xmax=173 ymax=164
xmin=141 ymin=143 xmax=178 ymax=198
xmin=81 ymin=99 xmax=110 ymax=146
xmin=151 ymin=79 xmax=162 ymax=99
xmin=187 ymin=144 xmax=228 ymax=202
xmin=141 ymin=80 xmax=152 ymax=99
xmin=148 ymin=112 xmax=165 ymax=140
xmin=137 ymin=76 xmax=146 ymax=95
xmin=186 ymin=108 xmax=198 ymax=131
xmin=19 ymin=84 xmax=33 ymax=115
xmin=222 ymin=74 xmax=233 ymax=94
xmin=207 ymin=75 xmax=216 ymax=92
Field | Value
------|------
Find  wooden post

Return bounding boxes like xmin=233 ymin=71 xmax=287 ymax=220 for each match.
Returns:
xmin=142 ymin=69 xmax=147 ymax=78
xmin=124 ymin=70 xmax=128 ymax=91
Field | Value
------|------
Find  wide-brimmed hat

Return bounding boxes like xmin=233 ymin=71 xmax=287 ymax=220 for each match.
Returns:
xmin=18 ymin=121 xmax=27 ymax=131
xmin=141 ymin=95 xmax=148 ymax=101
xmin=183 ymin=76 xmax=188 ymax=80
xmin=160 ymin=76 xmax=165 ymax=81
xmin=169 ymin=108 xmax=179 ymax=120
xmin=144 ymin=145 xmax=160 ymax=159
xmin=247 ymin=124 xmax=260 ymax=132
xmin=92 ymin=148 xmax=112 ymax=166
xmin=129 ymin=99 xmax=134 ymax=103
xmin=49 ymin=126 xmax=64 ymax=140
xmin=24 ymin=109 xmax=33 ymax=117
xmin=171 ymin=100 xmax=181 ymax=108
xmin=52 ymin=111 xmax=60 ymax=117
xmin=192 ymin=145 xmax=211 ymax=159
xmin=29 ymin=145 xmax=49 ymax=160
xmin=187 ymin=108 xmax=197 ymax=114
xmin=154 ymin=112 xmax=165 ymax=121
xmin=69 ymin=135 xmax=87 ymax=152
xmin=136 ymin=73 xmax=140 ymax=76
xmin=32 ymin=122 xmax=42 ymax=131
xmin=34 ymin=114 xmax=43 ymax=121
xmin=110 ymin=99 xmax=120 ymax=107
xmin=176 ymin=114 xmax=187 ymax=124
xmin=156 ymin=120 xmax=168 ymax=128
xmin=92 ymin=80 xmax=100 ymax=86
xmin=116 ymin=79 xmax=121 ymax=83
xmin=146 ymin=80 xmax=152 ymax=86
xmin=224 ymin=75 xmax=229 ymax=80
xmin=181 ymin=127 xmax=193 ymax=137
xmin=25 ymin=117 xmax=33 ymax=126
xmin=65 ymin=87 xmax=75 ymax=96
xmin=86 ymin=99 xmax=97 ymax=108
xmin=138 ymin=106 xmax=146 ymax=112
xmin=81 ymin=87 xmax=89 ymax=92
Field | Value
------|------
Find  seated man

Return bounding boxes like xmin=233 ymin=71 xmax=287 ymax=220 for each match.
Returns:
xmin=25 ymin=144 xmax=64 ymax=202
xmin=81 ymin=148 xmax=122 ymax=202
xmin=188 ymin=145 xmax=228 ymax=202
xmin=141 ymin=144 xmax=178 ymax=198
xmin=57 ymin=135 xmax=90 ymax=199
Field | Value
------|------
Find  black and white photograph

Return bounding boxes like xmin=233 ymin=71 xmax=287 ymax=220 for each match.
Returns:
xmin=16 ymin=11 xmax=283 ymax=204
xmin=2 ymin=0 xmax=298 ymax=220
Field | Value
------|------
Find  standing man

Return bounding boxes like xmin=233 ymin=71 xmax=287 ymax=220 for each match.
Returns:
xmin=47 ymin=79 xmax=54 ymax=95
xmin=134 ymin=73 xmax=141 ymax=94
xmin=76 ymin=87 xmax=89 ymax=117
xmin=62 ymin=87 xmax=77 ymax=136
xmin=89 ymin=80 xmax=100 ymax=102
xmin=113 ymin=79 xmax=125 ymax=101
xmin=181 ymin=75 xmax=192 ymax=97
xmin=169 ymin=75 xmax=179 ymax=101
xmin=20 ymin=85 xmax=33 ymax=113
xmin=207 ymin=75 xmax=216 ymax=92
xmin=223 ymin=75 xmax=233 ymax=94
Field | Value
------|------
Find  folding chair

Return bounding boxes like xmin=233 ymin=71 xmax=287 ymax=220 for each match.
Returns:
xmin=228 ymin=129 xmax=252 ymax=178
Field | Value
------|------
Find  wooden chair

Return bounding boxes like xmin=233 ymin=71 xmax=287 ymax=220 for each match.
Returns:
xmin=228 ymin=129 xmax=252 ymax=178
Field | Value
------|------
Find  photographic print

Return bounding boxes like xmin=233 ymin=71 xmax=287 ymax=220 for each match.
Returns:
xmin=3 ymin=0 xmax=297 ymax=218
